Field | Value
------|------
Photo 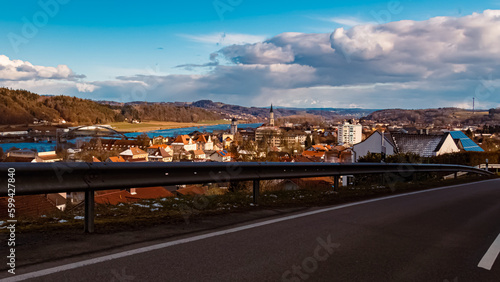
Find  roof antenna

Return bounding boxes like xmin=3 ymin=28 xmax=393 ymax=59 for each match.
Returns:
xmin=473 ymin=97 xmax=475 ymax=114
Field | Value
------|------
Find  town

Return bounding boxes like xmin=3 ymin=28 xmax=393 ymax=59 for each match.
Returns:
xmin=1 ymin=105 xmax=498 ymax=217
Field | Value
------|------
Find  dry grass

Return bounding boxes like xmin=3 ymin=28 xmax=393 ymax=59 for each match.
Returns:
xmin=107 ymin=121 xmax=217 ymax=132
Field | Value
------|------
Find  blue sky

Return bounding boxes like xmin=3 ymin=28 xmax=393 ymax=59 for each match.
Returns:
xmin=0 ymin=0 xmax=499 ymax=109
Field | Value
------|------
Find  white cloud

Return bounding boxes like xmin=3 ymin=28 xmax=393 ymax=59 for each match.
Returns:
xmin=215 ymin=10 xmax=500 ymax=89
xmin=76 ymin=83 xmax=99 ymax=93
xmin=217 ymin=42 xmax=295 ymax=64
xmin=179 ymin=32 xmax=268 ymax=46
xmin=0 ymin=55 xmax=83 ymax=81
xmin=328 ymin=17 xmax=367 ymax=27
xmin=4 ymin=11 xmax=500 ymax=109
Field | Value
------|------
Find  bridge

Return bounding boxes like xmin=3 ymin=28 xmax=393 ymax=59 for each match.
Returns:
xmin=56 ymin=125 xmax=129 ymax=144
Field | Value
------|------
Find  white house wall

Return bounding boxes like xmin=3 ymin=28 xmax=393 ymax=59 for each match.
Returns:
xmin=353 ymin=132 xmax=395 ymax=161
xmin=435 ymin=135 xmax=460 ymax=156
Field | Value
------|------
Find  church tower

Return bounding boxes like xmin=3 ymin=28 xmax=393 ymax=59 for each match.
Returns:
xmin=230 ymin=118 xmax=238 ymax=135
xmin=270 ymin=104 xmax=275 ymax=126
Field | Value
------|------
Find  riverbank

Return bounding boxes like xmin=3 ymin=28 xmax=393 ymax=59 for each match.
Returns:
xmin=108 ymin=120 xmax=231 ymax=133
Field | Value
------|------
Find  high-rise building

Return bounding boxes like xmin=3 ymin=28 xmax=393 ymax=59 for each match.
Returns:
xmin=337 ymin=119 xmax=363 ymax=145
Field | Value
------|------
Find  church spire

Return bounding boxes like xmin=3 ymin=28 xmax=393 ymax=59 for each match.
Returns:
xmin=269 ymin=104 xmax=275 ymax=126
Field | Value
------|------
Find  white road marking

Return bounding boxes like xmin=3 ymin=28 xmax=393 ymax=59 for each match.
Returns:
xmin=3 ymin=179 xmax=498 ymax=281
xmin=478 ymin=233 xmax=500 ymax=270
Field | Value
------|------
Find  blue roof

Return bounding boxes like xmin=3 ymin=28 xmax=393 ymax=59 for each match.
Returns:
xmin=449 ymin=131 xmax=484 ymax=152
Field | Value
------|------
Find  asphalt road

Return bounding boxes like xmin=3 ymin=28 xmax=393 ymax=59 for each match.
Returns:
xmin=3 ymin=179 xmax=500 ymax=282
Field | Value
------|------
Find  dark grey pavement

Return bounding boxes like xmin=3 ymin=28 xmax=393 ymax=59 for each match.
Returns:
xmin=3 ymin=179 xmax=500 ymax=281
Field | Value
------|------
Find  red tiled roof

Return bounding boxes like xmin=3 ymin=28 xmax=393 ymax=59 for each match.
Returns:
xmin=95 ymin=190 xmax=137 ymax=205
xmin=95 ymin=187 xmax=174 ymax=205
xmin=107 ymin=156 xmax=126 ymax=162
xmin=196 ymin=135 xmax=208 ymax=143
xmin=148 ymin=144 xmax=166 ymax=149
xmin=294 ymin=155 xmax=321 ymax=162
xmin=0 ymin=195 xmax=58 ymax=218
xmin=302 ymin=151 xmax=325 ymax=158
xmin=130 ymin=147 xmax=147 ymax=155
xmin=173 ymin=135 xmax=191 ymax=145
xmin=290 ymin=177 xmax=337 ymax=191
xmin=176 ymin=186 xmax=207 ymax=196
xmin=312 ymin=145 xmax=328 ymax=151
xmin=134 ymin=187 xmax=175 ymax=199
xmin=95 ymin=189 xmax=122 ymax=195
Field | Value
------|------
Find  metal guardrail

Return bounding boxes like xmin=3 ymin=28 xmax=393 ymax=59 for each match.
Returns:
xmin=443 ymin=163 xmax=499 ymax=180
xmin=0 ymin=162 xmax=493 ymax=232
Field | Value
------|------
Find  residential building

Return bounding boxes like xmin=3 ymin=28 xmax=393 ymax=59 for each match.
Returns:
xmin=84 ymin=139 xmax=147 ymax=151
xmin=223 ymin=136 xmax=233 ymax=148
xmin=195 ymin=135 xmax=214 ymax=151
xmin=337 ymin=119 xmax=363 ymax=145
xmin=209 ymin=150 xmax=232 ymax=162
xmin=4 ymin=150 xmax=36 ymax=162
xmin=106 ymin=156 xmax=126 ymax=162
xmin=391 ymin=133 xmax=460 ymax=157
xmin=449 ymin=131 xmax=484 ymax=152
xmin=32 ymin=151 xmax=62 ymax=163
xmin=148 ymin=148 xmax=173 ymax=162
xmin=171 ymin=135 xmax=197 ymax=151
xmin=193 ymin=149 xmax=207 ymax=160
xmin=147 ymin=144 xmax=173 ymax=155
xmin=119 ymin=147 xmax=149 ymax=162
xmin=352 ymin=131 xmax=397 ymax=161
xmin=255 ymin=126 xmax=281 ymax=148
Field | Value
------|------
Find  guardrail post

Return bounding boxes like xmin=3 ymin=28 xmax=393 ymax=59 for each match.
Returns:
xmin=334 ymin=176 xmax=340 ymax=191
xmin=253 ymin=180 xmax=260 ymax=204
xmin=454 ymin=172 xmax=458 ymax=179
xmin=84 ymin=189 xmax=95 ymax=233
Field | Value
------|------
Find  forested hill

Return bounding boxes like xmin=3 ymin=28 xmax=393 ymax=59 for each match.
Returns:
xmin=364 ymin=108 xmax=500 ymax=125
xmin=0 ymin=88 xmax=221 ymax=125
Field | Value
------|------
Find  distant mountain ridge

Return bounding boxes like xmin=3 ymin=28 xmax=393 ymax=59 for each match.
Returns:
xmin=172 ymin=100 xmax=378 ymax=120
xmin=4 ymin=88 xmax=497 ymax=126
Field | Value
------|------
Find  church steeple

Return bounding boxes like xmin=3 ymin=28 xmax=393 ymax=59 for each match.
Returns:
xmin=269 ymin=104 xmax=274 ymax=126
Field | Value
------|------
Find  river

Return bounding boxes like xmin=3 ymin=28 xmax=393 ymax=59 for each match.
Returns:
xmin=0 ymin=123 xmax=263 ymax=152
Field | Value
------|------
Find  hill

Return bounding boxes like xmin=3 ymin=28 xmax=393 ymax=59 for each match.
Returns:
xmin=364 ymin=108 xmax=500 ymax=126
xmin=175 ymin=100 xmax=377 ymax=121
xmin=0 ymin=88 xmax=221 ymax=125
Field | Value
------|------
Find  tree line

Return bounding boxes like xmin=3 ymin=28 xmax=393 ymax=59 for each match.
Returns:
xmin=0 ymin=88 xmax=221 ymax=125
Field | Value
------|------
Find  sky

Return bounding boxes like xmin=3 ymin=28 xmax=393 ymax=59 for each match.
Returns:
xmin=0 ymin=0 xmax=500 ymax=109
